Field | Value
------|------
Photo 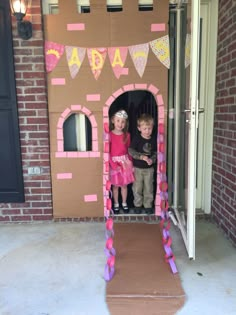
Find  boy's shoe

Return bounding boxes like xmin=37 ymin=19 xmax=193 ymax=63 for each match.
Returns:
xmin=113 ymin=206 xmax=120 ymax=215
xmin=134 ymin=207 xmax=142 ymax=214
xmin=145 ymin=208 xmax=154 ymax=215
xmin=122 ymin=204 xmax=129 ymax=214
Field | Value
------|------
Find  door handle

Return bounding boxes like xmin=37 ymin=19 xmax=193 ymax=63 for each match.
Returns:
xmin=182 ymin=108 xmax=204 ymax=114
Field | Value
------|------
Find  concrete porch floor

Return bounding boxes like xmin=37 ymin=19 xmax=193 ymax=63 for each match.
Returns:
xmin=0 ymin=219 xmax=235 ymax=315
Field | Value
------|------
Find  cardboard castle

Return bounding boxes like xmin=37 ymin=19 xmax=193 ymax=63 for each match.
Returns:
xmin=44 ymin=0 xmax=169 ymax=218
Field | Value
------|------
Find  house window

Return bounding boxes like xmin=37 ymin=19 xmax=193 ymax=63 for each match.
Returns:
xmin=63 ymin=113 xmax=92 ymax=152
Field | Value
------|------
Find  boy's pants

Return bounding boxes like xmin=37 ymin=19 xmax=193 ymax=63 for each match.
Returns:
xmin=132 ymin=167 xmax=154 ymax=208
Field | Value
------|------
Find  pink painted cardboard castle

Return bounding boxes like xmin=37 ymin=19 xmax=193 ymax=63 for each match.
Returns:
xmin=44 ymin=0 xmax=169 ymax=218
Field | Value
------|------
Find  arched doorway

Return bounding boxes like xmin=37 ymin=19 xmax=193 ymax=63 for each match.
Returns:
xmin=106 ymin=89 xmax=160 ymax=214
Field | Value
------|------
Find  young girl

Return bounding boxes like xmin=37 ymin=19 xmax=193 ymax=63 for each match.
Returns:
xmin=109 ymin=109 xmax=135 ymax=214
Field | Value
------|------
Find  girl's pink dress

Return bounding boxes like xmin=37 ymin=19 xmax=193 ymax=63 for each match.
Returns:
xmin=109 ymin=132 xmax=135 ymax=187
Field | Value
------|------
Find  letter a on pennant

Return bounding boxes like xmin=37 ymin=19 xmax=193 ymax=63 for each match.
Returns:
xmin=108 ymin=47 xmax=128 ymax=79
xmin=87 ymin=48 xmax=107 ymax=80
xmin=65 ymin=46 xmax=86 ymax=79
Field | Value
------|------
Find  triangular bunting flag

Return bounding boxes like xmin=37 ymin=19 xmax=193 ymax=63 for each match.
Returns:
xmin=45 ymin=41 xmax=65 ymax=73
xmin=87 ymin=48 xmax=107 ymax=80
xmin=128 ymin=43 xmax=149 ymax=78
xmin=150 ymin=36 xmax=170 ymax=69
xmin=65 ymin=46 xmax=86 ymax=79
xmin=108 ymin=47 xmax=128 ymax=79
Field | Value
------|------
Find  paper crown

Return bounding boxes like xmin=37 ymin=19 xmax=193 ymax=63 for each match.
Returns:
xmin=114 ymin=110 xmax=128 ymax=119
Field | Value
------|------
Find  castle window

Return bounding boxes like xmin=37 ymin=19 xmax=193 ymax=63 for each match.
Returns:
xmin=138 ymin=0 xmax=153 ymax=11
xmin=42 ymin=0 xmax=59 ymax=14
xmin=42 ymin=0 xmax=90 ymax=14
xmin=63 ymin=113 xmax=92 ymax=152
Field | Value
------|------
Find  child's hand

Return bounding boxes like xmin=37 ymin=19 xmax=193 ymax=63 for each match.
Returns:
xmin=141 ymin=155 xmax=153 ymax=166
xmin=146 ymin=158 xmax=153 ymax=166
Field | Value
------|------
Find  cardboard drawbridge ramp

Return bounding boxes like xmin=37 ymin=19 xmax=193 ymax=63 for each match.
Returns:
xmin=106 ymin=223 xmax=185 ymax=315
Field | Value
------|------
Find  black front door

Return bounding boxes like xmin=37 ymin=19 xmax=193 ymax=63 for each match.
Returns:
xmin=0 ymin=0 xmax=24 ymax=202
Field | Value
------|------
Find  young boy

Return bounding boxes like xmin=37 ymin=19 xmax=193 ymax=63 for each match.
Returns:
xmin=128 ymin=114 xmax=157 ymax=214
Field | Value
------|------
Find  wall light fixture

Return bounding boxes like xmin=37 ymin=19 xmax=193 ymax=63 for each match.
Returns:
xmin=10 ymin=0 xmax=32 ymax=40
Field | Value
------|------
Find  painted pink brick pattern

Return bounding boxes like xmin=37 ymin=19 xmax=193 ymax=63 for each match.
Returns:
xmin=57 ymin=117 xmax=64 ymax=129
xmin=86 ymin=94 xmax=101 ymax=101
xmin=92 ymin=142 xmax=99 ymax=152
xmin=67 ymin=23 xmax=85 ymax=31
xmin=113 ymin=88 xmax=124 ymax=98
xmin=57 ymin=173 xmax=72 ymax=179
xmin=81 ymin=107 xmax=91 ymax=116
xmin=151 ymin=23 xmax=166 ymax=32
xmin=89 ymin=151 xmax=100 ymax=157
xmin=61 ymin=108 xmax=71 ymax=118
xmin=84 ymin=194 xmax=97 ymax=202
xmin=57 ymin=129 xmax=63 ymax=140
xmin=103 ymin=118 xmax=109 ymax=126
xmin=55 ymin=107 xmax=99 ymax=157
xmin=57 ymin=140 xmax=63 ymax=152
xmin=90 ymin=115 xmax=97 ymax=127
xmin=106 ymin=96 xmax=115 ymax=106
xmin=159 ymin=106 xmax=165 ymax=119
xmin=123 ymin=84 xmax=134 ymax=91
xmin=55 ymin=152 xmax=67 ymax=158
xmin=67 ymin=152 xmax=78 ymax=158
xmin=51 ymin=78 xmax=66 ymax=85
xmin=103 ymin=84 xmax=165 ymax=217
xmin=148 ymin=84 xmax=159 ymax=95
xmin=77 ymin=152 xmax=90 ymax=158
xmin=92 ymin=128 xmax=98 ymax=141
xmin=156 ymin=94 xmax=164 ymax=105
xmin=103 ymin=106 xmax=109 ymax=117
xmin=135 ymin=84 xmax=148 ymax=90
xmin=71 ymin=105 xmax=82 ymax=111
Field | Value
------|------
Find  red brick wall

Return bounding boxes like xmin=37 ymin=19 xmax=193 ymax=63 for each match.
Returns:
xmin=0 ymin=0 xmax=53 ymax=222
xmin=212 ymin=0 xmax=236 ymax=245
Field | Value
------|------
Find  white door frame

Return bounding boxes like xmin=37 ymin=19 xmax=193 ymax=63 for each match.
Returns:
xmin=172 ymin=0 xmax=201 ymax=259
xmin=196 ymin=0 xmax=218 ymax=213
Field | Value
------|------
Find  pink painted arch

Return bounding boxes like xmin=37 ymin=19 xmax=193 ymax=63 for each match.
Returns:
xmin=55 ymin=105 xmax=99 ymax=158
xmin=103 ymin=83 xmax=167 ymax=217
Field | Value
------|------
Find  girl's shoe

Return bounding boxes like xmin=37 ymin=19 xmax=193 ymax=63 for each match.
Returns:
xmin=122 ymin=205 xmax=129 ymax=214
xmin=113 ymin=206 xmax=120 ymax=215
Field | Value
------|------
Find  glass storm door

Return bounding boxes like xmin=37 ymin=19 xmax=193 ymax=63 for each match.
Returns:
xmin=171 ymin=1 xmax=201 ymax=260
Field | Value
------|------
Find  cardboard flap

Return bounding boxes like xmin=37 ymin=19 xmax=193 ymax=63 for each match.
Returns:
xmin=122 ymin=0 xmax=162 ymax=13
xmin=58 ymin=0 xmax=77 ymax=14
xmin=155 ymin=0 xmax=169 ymax=16
xmin=122 ymin=0 xmax=139 ymax=12
xmin=90 ymin=0 xmax=107 ymax=13
xmin=153 ymin=0 xmax=159 ymax=11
